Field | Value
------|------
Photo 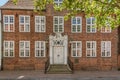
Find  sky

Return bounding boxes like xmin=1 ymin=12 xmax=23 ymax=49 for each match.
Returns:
xmin=0 ymin=0 xmax=8 ymax=6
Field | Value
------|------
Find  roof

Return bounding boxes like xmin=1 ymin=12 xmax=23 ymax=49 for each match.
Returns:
xmin=0 ymin=0 xmax=34 ymax=10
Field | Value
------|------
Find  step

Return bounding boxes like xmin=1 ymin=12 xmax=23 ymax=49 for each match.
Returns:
xmin=46 ymin=64 xmax=72 ymax=74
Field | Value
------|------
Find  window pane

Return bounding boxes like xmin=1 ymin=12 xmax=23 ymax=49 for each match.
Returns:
xmin=87 ymin=25 xmax=91 ymax=32
xmin=5 ymin=42 xmax=8 ymax=48
xmin=20 ymin=42 xmax=24 ymax=48
xmin=55 ymin=18 xmax=58 ymax=24
xmin=87 ymin=43 xmax=90 ymax=48
xmin=4 ymin=16 xmax=8 ymax=23
xmin=87 ymin=18 xmax=91 ymax=24
xmin=36 ymin=50 xmax=40 ymax=56
xmin=25 ymin=50 xmax=29 ymax=56
xmin=20 ymin=50 xmax=24 ymax=56
xmin=25 ymin=24 xmax=30 ymax=32
xmin=5 ymin=50 xmax=8 ymax=56
xmin=25 ymin=17 xmax=29 ymax=23
xmin=10 ymin=16 xmax=14 ymax=23
xmin=72 ymin=18 xmax=76 ymax=24
xmin=77 ymin=18 xmax=81 ymax=24
xmin=10 ymin=42 xmax=13 ymax=48
xmin=92 ymin=18 xmax=95 ymax=24
xmin=20 ymin=16 xmax=24 ymax=23
xmin=73 ymin=50 xmax=76 ymax=56
xmin=10 ymin=50 xmax=14 ymax=56
xmin=59 ymin=18 xmax=63 ymax=24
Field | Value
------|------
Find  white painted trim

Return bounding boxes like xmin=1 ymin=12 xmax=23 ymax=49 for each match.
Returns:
xmin=19 ymin=15 xmax=30 ymax=32
xmin=101 ymin=41 xmax=111 ymax=57
xmin=86 ymin=17 xmax=96 ymax=33
xmin=3 ymin=41 xmax=15 ymax=57
xmin=71 ymin=17 xmax=82 ymax=33
xmin=86 ymin=41 xmax=97 ymax=57
xmin=49 ymin=33 xmax=68 ymax=64
xmin=53 ymin=16 xmax=64 ymax=33
xmin=71 ymin=41 xmax=82 ymax=57
xmin=35 ymin=41 xmax=46 ymax=57
xmin=101 ymin=27 xmax=111 ymax=33
xmin=19 ymin=41 xmax=30 ymax=57
xmin=35 ymin=16 xmax=46 ymax=32
xmin=3 ymin=15 xmax=15 ymax=32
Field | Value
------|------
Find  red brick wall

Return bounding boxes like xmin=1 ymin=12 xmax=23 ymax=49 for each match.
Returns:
xmin=1 ymin=6 xmax=118 ymax=70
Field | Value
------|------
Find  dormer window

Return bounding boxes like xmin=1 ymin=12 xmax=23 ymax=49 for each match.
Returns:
xmin=54 ymin=0 xmax=63 ymax=6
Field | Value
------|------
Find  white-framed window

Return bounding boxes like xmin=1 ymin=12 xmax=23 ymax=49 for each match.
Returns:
xmin=71 ymin=17 xmax=82 ymax=33
xmin=54 ymin=0 xmax=63 ymax=6
xmin=101 ymin=17 xmax=111 ymax=33
xmin=19 ymin=15 xmax=30 ymax=32
xmin=101 ymin=26 xmax=111 ymax=33
xmin=35 ymin=16 xmax=46 ymax=32
xmin=3 ymin=41 xmax=14 ymax=57
xmin=86 ymin=41 xmax=96 ymax=57
xmin=3 ymin=15 xmax=14 ymax=32
xmin=35 ymin=41 xmax=46 ymax=57
xmin=19 ymin=41 xmax=30 ymax=57
xmin=71 ymin=41 xmax=82 ymax=57
xmin=86 ymin=17 xmax=96 ymax=33
xmin=53 ymin=16 xmax=64 ymax=33
xmin=101 ymin=41 xmax=111 ymax=57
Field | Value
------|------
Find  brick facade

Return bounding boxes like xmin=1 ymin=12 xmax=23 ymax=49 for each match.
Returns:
xmin=0 ymin=3 xmax=119 ymax=71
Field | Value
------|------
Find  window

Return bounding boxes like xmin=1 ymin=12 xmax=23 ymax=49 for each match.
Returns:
xmin=4 ymin=41 xmax=14 ymax=57
xmin=86 ymin=17 xmax=96 ymax=33
xmin=3 ymin=15 xmax=14 ymax=32
xmin=19 ymin=16 xmax=30 ymax=32
xmin=53 ymin=16 xmax=64 ymax=33
xmin=19 ymin=41 xmax=30 ymax=57
xmin=86 ymin=41 xmax=96 ymax=57
xmin=71 ymin=41 xmax=82 ymax=57
xmin=35 ymin=41 xmax=46 ymax=57
xmin=101 ymin=41 xmax=111 ymax=57
xmin=35 ymin=16 xmax=46 ymax=32
xmin=101 ymin=26 xmax=111 ymax=33
xmin=71 ymin=17 xmax=82 ymax=33
xmin=54 ymin=0 xmax=63 ymax=6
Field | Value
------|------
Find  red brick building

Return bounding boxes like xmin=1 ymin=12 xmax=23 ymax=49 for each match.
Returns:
xmin=0 ymin=0 xmax=119 ymax=72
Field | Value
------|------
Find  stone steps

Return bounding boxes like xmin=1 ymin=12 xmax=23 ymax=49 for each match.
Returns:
xmin=46 ymin=64 xmax=72 ymax=74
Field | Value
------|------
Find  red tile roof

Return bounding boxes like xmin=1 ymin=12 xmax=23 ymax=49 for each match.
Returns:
xmin=0 ymin=0 xmax=34 ymax=10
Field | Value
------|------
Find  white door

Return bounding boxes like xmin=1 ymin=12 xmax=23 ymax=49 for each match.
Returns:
xmin=53 ymin=46 xmax=64 ymax=64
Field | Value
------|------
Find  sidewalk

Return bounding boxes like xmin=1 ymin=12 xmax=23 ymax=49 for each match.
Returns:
xmin=0 ymin=70 xmax=120 ymax=80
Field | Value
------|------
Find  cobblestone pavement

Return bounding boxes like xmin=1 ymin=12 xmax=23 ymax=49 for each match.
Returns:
xmin=0 ymin=71 xmax=120 ymax=80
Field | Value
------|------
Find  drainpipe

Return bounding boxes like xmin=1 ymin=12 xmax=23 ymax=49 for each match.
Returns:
xmin=0 ymin=10 xmax=2 ymax=70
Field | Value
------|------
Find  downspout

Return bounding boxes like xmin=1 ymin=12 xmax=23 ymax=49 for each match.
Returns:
xmin=0 ymin=10 xmax=2 ymax=70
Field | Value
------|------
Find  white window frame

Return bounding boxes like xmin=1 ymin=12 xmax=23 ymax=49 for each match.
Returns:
xmin=19 ymin=15 xmax=30 ymax=32
xmin=101 ymin=41 xmax=111 ymax=57
xmin=101 ymin=17 xmax=111 ymax=33
xmin=86 ymin=41 xmax=96 ymax=57
xmin=54 ymin=0 xmax=63 ymax=6
xmin=3 ymin=41 xmax=14 ymax=57
xmin=53 ymin=16 xmax=64 ymax=33
xmin=3 ymin=15 xmax=14 ymax=32
xmin=35 ymin=41 xmax=46 ymax=57
xmin=101 ymin=27 xmax=111 ymax=33
xmin=35 ymin=16 xmax=46 ymax=32
xmin=19 ymin=41 xmax=30 ymax=57
xmin=71 ymin=17 xmax=82 ymax=33
xmin=71 ymin=41 xmax=82 ymax=57
xmin=86 ymin=17 xmax=96 ymax=33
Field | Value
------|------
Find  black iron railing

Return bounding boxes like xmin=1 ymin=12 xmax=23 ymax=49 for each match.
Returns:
xmin=44 ymin=58 xmax=49 ymax=74
xmin=68 ymin=57 xmax=74 ymax=73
